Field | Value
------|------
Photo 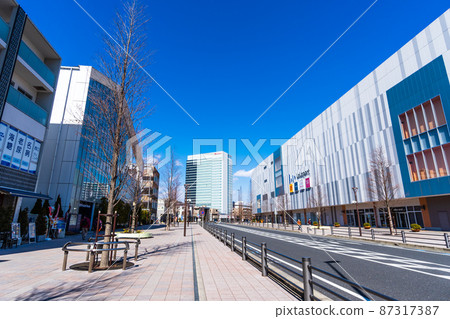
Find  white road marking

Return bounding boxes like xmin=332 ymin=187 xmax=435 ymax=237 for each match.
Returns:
xmin=222 ymin=224 xmax=450 ymax=281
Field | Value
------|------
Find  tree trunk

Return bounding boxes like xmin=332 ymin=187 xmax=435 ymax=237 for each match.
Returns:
xmin=131 ymin=206 xmax=137 ymax=233
xmin=386 ymin=205 xmax=395 ymax=235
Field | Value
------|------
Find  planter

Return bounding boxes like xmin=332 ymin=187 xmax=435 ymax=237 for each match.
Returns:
xmin=364 ymin=226 xmax=371 ymax=229
xmin=411 ymin=228 xmax=420 ymax=232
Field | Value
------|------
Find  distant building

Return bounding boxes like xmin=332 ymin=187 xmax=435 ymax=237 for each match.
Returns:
xmin=232 ymin=201 xmax=253 ymax=222
xmin=185 ymin=151 xmax=232 ymax=221
xmin=141 ymin=164 xmax=159 ymax=221
xmin=0 ymin=0 xmax=61 ymax=221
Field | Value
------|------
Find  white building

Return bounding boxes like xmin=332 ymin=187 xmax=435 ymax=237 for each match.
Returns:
xmin=33 ymin=65 xmax=141 ymax=230
xmin=185 ymin=151 xmax=232 ymax=221
xmin=251 ymin=9 xmax=450 ymax=230
xmin=0 ymin=0 xmax=61 ymax=221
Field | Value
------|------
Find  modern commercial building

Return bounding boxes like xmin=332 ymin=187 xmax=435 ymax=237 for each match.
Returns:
xmin=185 ymin=151 xmax=232 ymax=221
xmin=141 ymin=164 xmax=159 ymax=222
xmin=251 ymin=9 xmax=450 ymax=230
xmin=0 ymin=0 xmax=61 ymax=221
xmin=32 ymin=65 xmax=142 ymax=230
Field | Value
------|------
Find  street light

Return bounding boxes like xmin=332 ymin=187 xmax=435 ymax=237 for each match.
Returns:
xmin=352 ymin=187 xmax=362 ymax=236
xmin=184 ymin=184 xmax=189 ymax=237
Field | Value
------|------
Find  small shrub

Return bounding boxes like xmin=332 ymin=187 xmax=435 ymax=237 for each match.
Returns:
xmin=313 ymin=221 xmax=318 ymax=226
xmin=334 ymin=222 xmax=340 ymax=227
xmin=363 ymin=222 xmax=371 ymax=227
xmin=411 ymin=224 xmax=421 ymax=230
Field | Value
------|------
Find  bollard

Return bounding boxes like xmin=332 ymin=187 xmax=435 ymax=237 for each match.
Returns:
xmin=224 ymin=230 xmax=227 ymax=246
xmin=348 ymin=227 xmax=352 ymax=237
xmin=242 ymin=237 xmax=247 ymax=261
xmin=284 ymin=223 xmax=286 ymax=230
xmin=314 ymin=228 xmax=317 ymax=235
xmin=88 ymin=251 xmax=95 ymax=273
xmin=134 ymin=242 xmax=139 ymax=261
xmin=231 ymin=233 xmax=235 ymax=252
xmin=261 ymin=242 xmax=268 ymax=277
xmin=371 ymin=228 xmax=375 ymax=240
xmin=307 ymin=227 xmax=310 ymax=234
xmin=330 ymin=226 xmax=334 ymax=235
xmin=62 ymin=251 xmax=69 ymax=271
xmin=86 ymin=244 xmax=91 ymax=261
xmin=278 ymin=223 xmax=280 ymax=229
xmin=302 ymin=257 xmax=314 ymax=301
xmin=322 ymin=229 xmax=325 ymax=236
xmin=444 ymin=233 xmax=450 ymax=249
xmin=122 ymin=249 xmax=128 ymax=270
xmin=292 ymin=224 xmax=294 ymax=231
xmin=401 ymin=230 xmax=406 ymax=244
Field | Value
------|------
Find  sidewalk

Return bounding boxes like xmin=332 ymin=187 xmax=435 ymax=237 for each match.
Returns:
xmin=240 ymin=222 xmax=450 ymax=251
xmin=0 ymin=223 xmax=296 ymax=301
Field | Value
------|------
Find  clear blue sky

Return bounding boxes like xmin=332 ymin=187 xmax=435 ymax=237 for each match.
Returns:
xmin=20 ymin=0 xmax=450 ymax=202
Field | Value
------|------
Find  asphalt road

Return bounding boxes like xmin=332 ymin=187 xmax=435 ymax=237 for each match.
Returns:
xmin=211 ymin=223 xmax=450 ymax=301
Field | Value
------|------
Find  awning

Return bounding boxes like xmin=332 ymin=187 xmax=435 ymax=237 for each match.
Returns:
xmin=0 ymin=186 xmax=52 ymax=200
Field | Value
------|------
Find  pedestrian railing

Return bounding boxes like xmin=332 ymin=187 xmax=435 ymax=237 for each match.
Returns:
xmin=330 ymin=226 xmax=450 ymax=249
xmin=204 ymin=223 xmax=397 ymax=301
xmin=62 ymin=241 xmax=130 ymax=273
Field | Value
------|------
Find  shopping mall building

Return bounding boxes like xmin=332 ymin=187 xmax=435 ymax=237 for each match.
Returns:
xmin=251 ymin=9 xmax=450 ymax=230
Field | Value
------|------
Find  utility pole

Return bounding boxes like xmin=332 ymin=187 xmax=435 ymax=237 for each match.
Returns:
xmin=184 ymin=184 xmax=189 ymax=237
xmin=352 ymin=187 xmax=362 ymax=236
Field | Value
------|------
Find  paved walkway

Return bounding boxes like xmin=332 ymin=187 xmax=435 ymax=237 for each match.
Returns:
xmin=0 ymin=223 xmax=296 ymax=301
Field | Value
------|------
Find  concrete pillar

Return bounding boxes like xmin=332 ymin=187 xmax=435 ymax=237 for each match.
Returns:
xmin=13 ymin=197 xmax=22 ymax=223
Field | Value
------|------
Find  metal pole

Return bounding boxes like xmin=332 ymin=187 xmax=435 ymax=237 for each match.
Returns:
xmin=184 ymin=184 xmax=189 ymax=237
xmin=134 ymin=242 xmax=139 ymax=261
xmin=371 ymin=228 xmax=375 ymax=240
xmin=401 ymin=230 xmax=406 ymax=244
xmin=242 ymin=237 xmax=247 ymax=261
xmin=348 ymin=227 xmax=352 ymax=237
xmin=261 ymin=242 xmax=268 ymax=276
xmin=231 ymin=233 xmax=235 ymax=252
xmin=445 ymin=233 xmax=450 ymax=249
xmin=224 ymin=230 xmax=227 ymax=246
xmin=353 ymin=187 xmax=362 ymax=236
xmin=302 ymin=257 xmax=313 ymax=301
xmin=330 ymin=226 xmax=334 ymax=235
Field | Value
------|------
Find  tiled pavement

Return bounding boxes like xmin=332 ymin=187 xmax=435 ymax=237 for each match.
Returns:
xmin=0 ymin=223 xmax=296 ymax=301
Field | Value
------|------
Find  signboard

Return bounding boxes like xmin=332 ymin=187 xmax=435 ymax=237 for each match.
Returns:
xmin=0 ymin=122 xmax=41 ymax=174
xmin=29 ymin=223 xmax=36 ymax=243
xmin=305 ymin=177 xmax=311 ymax=189
xmin=69 ymin=214 xmax=78 ymax=226
xmin=289 ymin=183 xmax=294 ymax=194
xmin=1 ymin=126 xmax=17 ymax=166
xmin=20 ymin=136 xmax=34 ymax=172
xmin=11 ymin=131 xmax=26 ymax=169
xmin=28 ymin=140 xmax=41 ymax=174
xmin=0 ymin=123 xmax=7 ymax=151
xmin=11 ymin=223 xmax=20 ymax=239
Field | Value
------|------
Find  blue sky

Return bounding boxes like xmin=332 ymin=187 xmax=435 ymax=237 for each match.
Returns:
xmin=20 ymin=0 xmax=450 ymax=201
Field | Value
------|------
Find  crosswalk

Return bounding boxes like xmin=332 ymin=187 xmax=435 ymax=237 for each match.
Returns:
xmin=221 ymin=224 xmax=450 ymax=281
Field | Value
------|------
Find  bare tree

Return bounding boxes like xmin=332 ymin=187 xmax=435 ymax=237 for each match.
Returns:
xmin=368 ymin=147 xmax=399 ymax=235
xmin=129 ymin=165 xmax=144 ymax=233
xmin=307 ymin=184 xmax=327 ymax=229
xmin=277 ymin=194 xmax=290 ymax=226
xmin=78 ymin=0 xmax=149 ymax=268
xmin=161 ymin=151 xmax=181 ymax=230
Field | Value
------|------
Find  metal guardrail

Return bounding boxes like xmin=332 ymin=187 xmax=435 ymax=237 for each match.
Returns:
xmin=204 ymin=223 xmax=397 ymax=301
xmin=234 ymin=221 xmax=450 ymax=249
xmin=62 ymin=241 xmax=130 ymax=273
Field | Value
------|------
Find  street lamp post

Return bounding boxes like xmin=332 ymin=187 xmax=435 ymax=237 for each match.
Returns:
xmin=184 ymin=184 xmax=189 ymax=237
xmin=352 ymin=187 xmax=362 ymax=236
